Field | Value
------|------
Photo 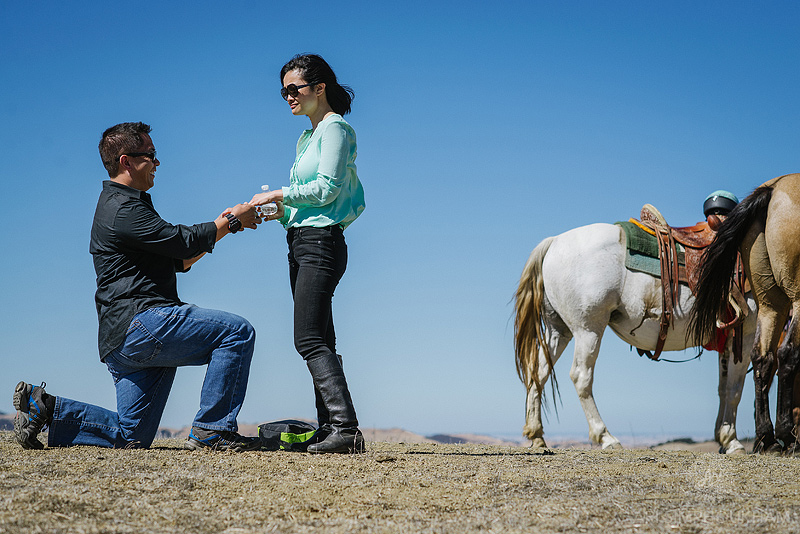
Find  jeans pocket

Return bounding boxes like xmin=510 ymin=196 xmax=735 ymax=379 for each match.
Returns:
xmin=118 ymin=319 xmax=163 ymax=364
xmin=298 ymin=227 xmax=327 ymax=244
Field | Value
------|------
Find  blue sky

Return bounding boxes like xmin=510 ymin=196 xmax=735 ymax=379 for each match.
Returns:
xmin=1 ymin=1 xmax=798 ymax=444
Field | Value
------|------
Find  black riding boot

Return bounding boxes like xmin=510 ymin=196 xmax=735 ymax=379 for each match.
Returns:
xmin=310 ymin=386 xmax=332 ymax=444
xmin=305 ymin=353 xmax=365 ymax=454
xmin=310 ymin=353 xmax=344 ymax=443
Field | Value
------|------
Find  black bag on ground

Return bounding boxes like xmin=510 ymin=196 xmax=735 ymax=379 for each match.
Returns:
xmin=258 ymin=419 xmax=319 ymax=451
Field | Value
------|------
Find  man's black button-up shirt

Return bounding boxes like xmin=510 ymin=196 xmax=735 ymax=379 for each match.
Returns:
xmin=90 ymin=181 xmax=217 ymax=360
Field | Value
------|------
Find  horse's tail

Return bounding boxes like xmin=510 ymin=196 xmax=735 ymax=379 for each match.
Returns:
xmin=689 ymin=184 xmax=773 ymax=346
xmin=515 ymin=236 xmax=558 ymax=396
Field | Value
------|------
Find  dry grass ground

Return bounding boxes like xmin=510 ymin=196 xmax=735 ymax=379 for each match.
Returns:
xmin=2 ymin=431 xmax=800 ymax=534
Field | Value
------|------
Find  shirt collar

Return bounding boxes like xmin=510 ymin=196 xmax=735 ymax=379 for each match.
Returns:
xmin=103 ymin=180 xmax=153 ymax=204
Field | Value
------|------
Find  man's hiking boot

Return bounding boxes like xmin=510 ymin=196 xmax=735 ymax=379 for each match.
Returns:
xmin=184 ymin=427 xmax=262 ymax=452
xmin=13 ymin=381 xmax=53 ymax=450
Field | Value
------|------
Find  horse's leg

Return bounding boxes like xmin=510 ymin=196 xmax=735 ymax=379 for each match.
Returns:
xmin=717 ymin=296 xmax=758 ymax=455
xmin=793 ymin=373 xmax=800 ymax=446
xmin=537 ymin=223 xmax=626 ymax=449
xmin=775 ymin=311 xmax=800 ymax=454
xmin=760 ymin=176 xmax=800 ymax=453
xmin=751 ymin=313 xmax=784 ymax=454
xmin=715 ymin=346 xmax=750 ymax=455
xmin=524 ymin=327 xmax=571 ymax=448
xmin=570 ymin=328 xmax=621 ymax=449
xmin=524 ymin=385 xmax=545 ymax=447
xmin=743 ymin=224 xmax=787 ymax=454
xmin=792 ymin=372 xmax=800 ymax=450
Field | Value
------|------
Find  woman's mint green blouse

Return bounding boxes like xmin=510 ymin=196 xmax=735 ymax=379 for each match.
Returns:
xmin=279 ymin=114 xmax=365 ymax=229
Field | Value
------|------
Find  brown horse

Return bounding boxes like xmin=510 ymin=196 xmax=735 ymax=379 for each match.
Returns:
xmin=690 ymin=173 xmax=800 ymax=454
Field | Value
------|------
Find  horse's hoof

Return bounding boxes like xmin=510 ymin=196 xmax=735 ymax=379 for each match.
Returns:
xmin=530 ymin=437 xmax=547 ymax=449
xmin=782 ymin=444 xmax=800 ymax=458
xmin=601 ymin=440 xmax=623 ymax=450
xmin=722 ymin=441 xmax=746 ymax=455
xmin=754 ymin=441 xmax=782 ymax=456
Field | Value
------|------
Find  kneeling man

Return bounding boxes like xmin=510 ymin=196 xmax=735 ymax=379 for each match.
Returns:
xmin=14 ymin=122 xmax=262 ymax=452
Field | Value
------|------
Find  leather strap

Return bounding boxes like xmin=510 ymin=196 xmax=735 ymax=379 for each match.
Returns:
xmin=640 ymin=220 xmax=680 ymax=361
xmin=634 ymin=208 xmax=748 ymax=363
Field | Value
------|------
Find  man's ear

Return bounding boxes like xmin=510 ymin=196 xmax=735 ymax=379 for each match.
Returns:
xmin=119 ymin=154 xmax=130 ymax=170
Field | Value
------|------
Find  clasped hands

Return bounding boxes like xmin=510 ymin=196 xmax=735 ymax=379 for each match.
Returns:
xmin=221 ymin=188 xmax=285 ymax=231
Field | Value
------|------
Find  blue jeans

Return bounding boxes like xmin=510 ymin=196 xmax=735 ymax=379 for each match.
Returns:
xmin=47 ymin=304 xmax=255 ymax=448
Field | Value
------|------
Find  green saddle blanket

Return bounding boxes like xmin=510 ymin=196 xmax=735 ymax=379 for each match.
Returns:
xmin=615 ymin=221 xmax=684 ymax=278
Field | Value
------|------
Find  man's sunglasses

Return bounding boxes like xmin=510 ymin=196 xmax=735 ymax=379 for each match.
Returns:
xmin=280 ymin=83 xmax=315 ymax=100
xmin=125 ymin=150 xmax=157 ymax=160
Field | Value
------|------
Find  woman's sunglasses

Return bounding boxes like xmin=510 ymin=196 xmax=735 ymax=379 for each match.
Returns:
xmin=281 ymin=83 xmax=315 ymax=100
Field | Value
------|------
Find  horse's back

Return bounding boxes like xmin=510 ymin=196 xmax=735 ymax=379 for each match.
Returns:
xmin=545 ymin=223 xmax=627 ymax=287
xmin=761 ymin=172 xmax=800 ymax=191
xmin=551 ymin=223 xmax=625 ymax=259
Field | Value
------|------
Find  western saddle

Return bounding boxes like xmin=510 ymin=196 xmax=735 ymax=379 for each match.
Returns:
xmin=636 ymin=204 xmax=748 ymax=362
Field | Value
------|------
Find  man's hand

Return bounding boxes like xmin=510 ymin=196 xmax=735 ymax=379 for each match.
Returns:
xmin=224 ymin=203 xmax=261 ymax=230
xmin=214 ymin=203 xmax=261 ymax=242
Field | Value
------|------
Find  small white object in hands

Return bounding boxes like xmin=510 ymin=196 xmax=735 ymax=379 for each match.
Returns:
xmin=257 ymin=184 xmax=278 ymax=216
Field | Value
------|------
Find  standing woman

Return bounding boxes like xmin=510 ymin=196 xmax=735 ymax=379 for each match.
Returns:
xmin=251 ymin=54 xmax=366 ymax=453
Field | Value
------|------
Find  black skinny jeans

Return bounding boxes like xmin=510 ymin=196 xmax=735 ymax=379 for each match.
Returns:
xmin=287 ymin=226 xmax=348 ymax=363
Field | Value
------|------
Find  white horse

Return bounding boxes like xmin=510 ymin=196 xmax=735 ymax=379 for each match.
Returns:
xmin=514 ymin=222 xmax=756 ymax=454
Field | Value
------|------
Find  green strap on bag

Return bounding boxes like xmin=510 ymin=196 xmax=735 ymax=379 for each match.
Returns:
xmin=258 ymin=419 xmax=319 ymax=451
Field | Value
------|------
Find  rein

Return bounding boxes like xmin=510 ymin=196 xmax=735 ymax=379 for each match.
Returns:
xmin=632 ymin=345 xmax=703 ymax=364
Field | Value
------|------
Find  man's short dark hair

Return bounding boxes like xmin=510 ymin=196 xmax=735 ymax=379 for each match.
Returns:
xmin=99 ymin=122 xmax=152 ymax=177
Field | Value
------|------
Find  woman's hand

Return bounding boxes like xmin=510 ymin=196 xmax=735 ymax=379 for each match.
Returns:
xmin=249 ymin=188 xmax=284 ymax=206
xmin=263 ymin=201 xmax=285 ymax=221
xmin=248 ymin=188 xmax=285 ymax=221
